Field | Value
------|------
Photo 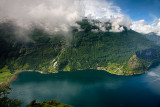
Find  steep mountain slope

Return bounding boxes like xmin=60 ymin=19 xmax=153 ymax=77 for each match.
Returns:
xmin=145 ymin=33 xmax=160 ymax=46
xmin=0 ymin=20 xmax=160 ymax=83
xmin=57 ymin=23 xmax=160 ymax=75
xmin=0 ymin=23 xmax=66 ymax=83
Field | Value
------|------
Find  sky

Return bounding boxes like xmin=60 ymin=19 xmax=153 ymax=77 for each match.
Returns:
xmin=0 ymin=0 xmax=159 ymax=37
xmin=107 ymin=0 xmax=160 ymax=35
xmin=110 ymin=0 xmax=160 ymax=22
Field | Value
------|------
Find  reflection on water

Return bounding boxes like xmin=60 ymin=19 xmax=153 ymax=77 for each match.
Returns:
xmin=145 ymin=65 xmax=160 ymax=95
xmin=9 ymin=68 xmax=160 ymax=107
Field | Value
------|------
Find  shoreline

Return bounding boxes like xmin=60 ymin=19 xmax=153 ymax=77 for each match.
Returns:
xmin=0 ymin=70 xmax=57 ymax=87
xmin=0 ymin=67 xmax=148 ymax=87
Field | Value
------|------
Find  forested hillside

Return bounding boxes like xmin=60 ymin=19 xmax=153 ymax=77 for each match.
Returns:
xmin=57 ymin=20 xmax=160 ymax=75
xmin=0 ymin=19 xmax=160 ymax=83
xmin=145 ymin=33 xmax=160 ymax=46
xmin=0 ymin=23 xmax=66 ymax=82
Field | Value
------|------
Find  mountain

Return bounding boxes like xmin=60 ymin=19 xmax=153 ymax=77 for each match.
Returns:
xmin=145 ymin=33 xmax=160 ymax=46
xmin=0 ymin=19 xmax=160 ymax=83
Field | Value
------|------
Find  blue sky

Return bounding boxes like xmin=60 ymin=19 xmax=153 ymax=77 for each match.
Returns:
xmin=109 ymin=0 xmax=160 ymax=22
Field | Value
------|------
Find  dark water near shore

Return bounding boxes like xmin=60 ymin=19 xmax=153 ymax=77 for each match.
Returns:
xmin=9 ymin=66 xmax=160 ymax=107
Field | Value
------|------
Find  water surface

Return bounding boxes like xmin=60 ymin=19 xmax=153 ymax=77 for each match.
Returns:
xmin=9 ymin=66 xmax=160 ymax=107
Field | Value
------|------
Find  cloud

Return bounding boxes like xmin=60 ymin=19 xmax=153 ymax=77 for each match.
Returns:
xmin=0 ymin=0 xmax=133 ymax=39
xmin=110 ymin=16 xmax=132 ymax=32
xmin=81 ymin=0 xmax=160 ymax=35
xmin=81 ymin=0 xmax=123 ymax=19
xmin=0 ymin=0 xmax=82 ymax=38
xmin=2 ymin=0 xmax=159 ymax=39
xmin=131 ymin=19 xmax=160 ymax=35
xmin=81 ymin=0 xmax=132 ymax=32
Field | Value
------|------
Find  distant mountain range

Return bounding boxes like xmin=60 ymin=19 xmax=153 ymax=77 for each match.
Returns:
xmin=145 ymin=33 xmax=160 ymax=46
xmin=0 ymin=19 xmax=160 ymax=83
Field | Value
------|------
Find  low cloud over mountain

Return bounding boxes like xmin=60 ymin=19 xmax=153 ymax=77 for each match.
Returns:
xmin=0 ymin=0 xmax=159 ymax=38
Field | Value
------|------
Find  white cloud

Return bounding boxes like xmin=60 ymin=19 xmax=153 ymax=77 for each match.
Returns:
xmin=0 ymin=0 xmax=133 ymax=38
xmin=0 ymin=0 xmax=82 ymax=36
xmin=82 ymin=0 xmax=160 ymax=35
xmin=1 ymin=0 xmax=159 ymax=38
xmin=110 ymin=16 xmax=132 ymax=32
xmin=81 ymin=0 xmax=123 ymax=19
xmin=131 ymin=19 xmax=160 ymax=35
xmin=81 ymin=0 xmax=132 ymax=32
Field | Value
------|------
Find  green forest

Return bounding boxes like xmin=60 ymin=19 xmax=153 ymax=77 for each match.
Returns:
xmin=0 ymin=19 xmax=160 ymax=83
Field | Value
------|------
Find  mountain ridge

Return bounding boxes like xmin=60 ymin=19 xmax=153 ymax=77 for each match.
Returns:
xmin=0 ymin=19 xmax=160 ymax=83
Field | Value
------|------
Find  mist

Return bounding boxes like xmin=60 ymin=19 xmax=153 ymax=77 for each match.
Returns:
xmin=1 ymin=0 xmax=158 ymax=41
xmin=0 ymin=0 xmax=134 ymax=40
xmin=0 ymin=0 xmax=82 ymax=40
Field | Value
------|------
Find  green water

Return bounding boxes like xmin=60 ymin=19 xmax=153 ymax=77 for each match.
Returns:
xmin=9 ymin=66 xmax=160 ymax=107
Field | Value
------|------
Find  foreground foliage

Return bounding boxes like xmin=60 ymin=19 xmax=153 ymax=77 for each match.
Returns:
xmin=0 ymin=84 xmax=22 ymax=107
xmin=0 ymin=84 xmax=71 ymax=107
xmin=27 ymin=100 xmax=72 ymax=107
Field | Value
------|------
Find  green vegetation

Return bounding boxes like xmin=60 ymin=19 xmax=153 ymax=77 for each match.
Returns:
xmin=0 ymin=66 xmax=12 ymax=83
xmin=27 ymin=100 xmax=72 ymax=107
xmin=0 ymin=85 xmax=70 ymax=107
xmin=0 ymin=84 xmax=22 ymax=107
xmin=57 ymin=20 xmax=160 ymax=75
xmin=0 ymin=25 xmax=65 ymax=82
xmin=0 ymin=72 xmax=12 ymax=83
xmin=0 ymin=19 xmax=160 ymax=83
